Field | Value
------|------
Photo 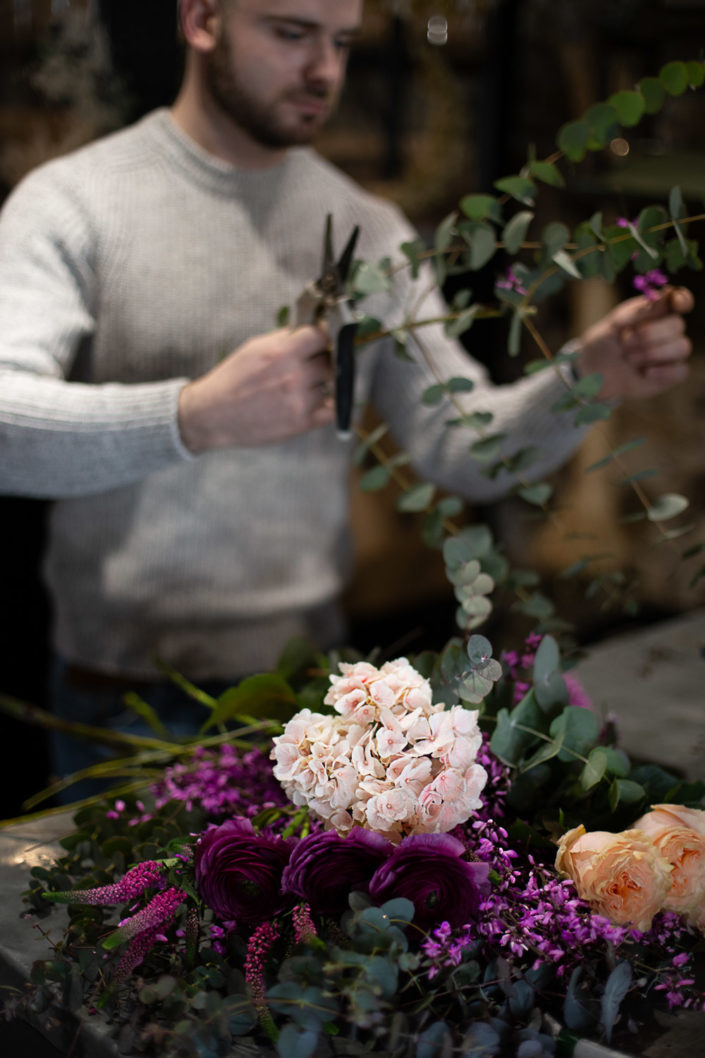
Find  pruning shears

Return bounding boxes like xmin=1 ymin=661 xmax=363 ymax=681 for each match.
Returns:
xmin=295 ymin=213 xmax=360 ymax=440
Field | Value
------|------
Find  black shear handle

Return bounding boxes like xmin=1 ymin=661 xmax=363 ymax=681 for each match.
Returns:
xmin=335 ymin=321 xmax=357 ymax=440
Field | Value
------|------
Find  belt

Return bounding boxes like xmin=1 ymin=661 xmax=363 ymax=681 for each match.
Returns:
xmin=64 ymin=664 xmax=157 ymax=692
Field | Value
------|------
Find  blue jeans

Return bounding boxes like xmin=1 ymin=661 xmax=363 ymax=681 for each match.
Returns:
xmin=48 ymin=659 xmax=234 ymax=803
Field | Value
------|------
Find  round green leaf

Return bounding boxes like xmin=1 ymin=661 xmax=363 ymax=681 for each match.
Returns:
xmin=608 ymin=90 xmax=645 ymax=127
xmin=397 ymin=482 xmax=435 ymax=512
xmin=502 ymin=210 xmax=534 ymax=254
xmin=584 ymin=103 xmax=620 ymax=146
xmin=529 ymin=160 xmax=565 ymax=188
xmin=518 ymin=483 xmax=553 ymax=507
xmin=462 ymin=221 xmax=497 ymax=270
xmin=493 ymin=175 xmax=537 ymax=205
xmin=554 ymin=119 xmax=588 ymax=161
xmin=686 ymin=60 xmax=705 ymax=87
xmin=638 ymin=76 xmax=666 ymax=114
xmin=459 ymin=193 xmax=503 ymax=223
xmin=359 ymin=465 xmax=391 ymax=492
xmin=542 ymin=221 xmax=570 ymax=257
xmin=660 ymin=60 xmax=689 ymax=95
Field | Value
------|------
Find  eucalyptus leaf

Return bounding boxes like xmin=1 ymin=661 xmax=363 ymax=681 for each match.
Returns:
xmin=529 ymin=160 xmax=565 ymax=188
xmin=460 ymin=193 xmax=503 ymax=223
xmin=687 ymin=60 xmax=705 ymax=87
xmin=445 ymin=305 xmax=480 ymax=338
xmin=533 ymin=634 xmax=568 ymax=711
xmin=608 ymin=90 xmax=645 ymax=126
xmin=400 ymin=238 xmax=427 ymax=280
xmin=647 ymin=493 xmax=689 ymax=522
xmin=417 ymin=1021 xmax=452 ymax=1058
xmin=660 ymin=59 xmax=688 ymax=95
xmin=517 ymin=483 xmax=553 ymax=507
xmin=275 ymin=1024 xmax=318 ymax=1058
xmin=542 ymin=221 xmax=570 ymax=257
xmin=639 ymin=76 xmax=666 ymax=113
xmin=549 ymin=706 xmax=600 ymax=762
xmin=359 ymin=465 xmax=391 ymax=492
xmin=435 ymin=211 xmax=458 ymax=254
xmin=600 ymin=962 xmax=632 ymax=1044
xmin=584 ymin=102 xmax=620 ymax=146
xmin=553 ymin=249 xmax=582 ymax=279
xmin=490 ymin=692 xmax=545 ymax=765
xmin=397 ymin=482 xmax=435 ymax=513
xmin=494 ymin=175 xmax=537 ymax=205
xmin=469 ymin=434 xmax=506 ymax=462
xmin=502 ymin=210 xmax=534 ymax=254
xmin=352 ymin=261 xmax=390 ymax=296
xmin=461 ymin=221 xmax=498 ymax=270
xmin=579 ymin=747 xmax=608 ymax=792
xmin=574 ymin=402 xmax=612 ymax=426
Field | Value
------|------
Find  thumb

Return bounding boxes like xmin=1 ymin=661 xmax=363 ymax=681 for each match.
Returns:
xmin=665 ymin=285 xmax=694 ymax=316
xmin=289 ymin=321 xmax=331 ymax=358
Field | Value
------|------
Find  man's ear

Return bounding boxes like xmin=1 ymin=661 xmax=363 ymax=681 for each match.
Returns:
xmin=178 ymin=0 xmax=221 ymax=54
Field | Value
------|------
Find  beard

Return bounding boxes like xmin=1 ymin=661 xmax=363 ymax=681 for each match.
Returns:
xmin=204 ymin=31 xmax=335 ymax=149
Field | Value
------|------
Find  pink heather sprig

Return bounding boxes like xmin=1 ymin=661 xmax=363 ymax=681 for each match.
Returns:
xmin=147 ymin=744 xmax=287 ymax=821
xmin=43 ymin=861 xmax=166 ymax=906
xmin=496 ymin=265 xmax=527 ymax=296
xmin=292 ymin=903 xmax=319 ymax=945
xmin=633 ymin=269 xmax=668 ymax=301
xmin=421 ymin=920 xmax=476 ymax=979
xmin=112 ymin=886 xmax=187 ymax=944
xmin=107 ymin=924 xmax=164 ymax=997
xmin=244 ymin=920 xmax=281 ymax=1041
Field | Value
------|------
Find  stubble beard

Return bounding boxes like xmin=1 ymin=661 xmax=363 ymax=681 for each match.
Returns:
xmin=205 ymin=32 xmax=334 ymax=150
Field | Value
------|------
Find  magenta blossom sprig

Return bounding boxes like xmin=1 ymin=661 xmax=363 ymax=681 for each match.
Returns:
xmin=43 ymin=860 xmax=167 ymax=906
xmin=633 ymin=269 xmax=668 ymax=301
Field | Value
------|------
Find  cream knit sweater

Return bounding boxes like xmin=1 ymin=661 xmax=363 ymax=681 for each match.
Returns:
xmin=0 ymin=111 xmax=586 ymax=678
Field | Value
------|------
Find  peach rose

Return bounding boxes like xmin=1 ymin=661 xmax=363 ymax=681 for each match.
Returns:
xmin=555 ymin=824 xmax=672 ymax=931
xmin=633 ymin=805 xmax=705 ymax=915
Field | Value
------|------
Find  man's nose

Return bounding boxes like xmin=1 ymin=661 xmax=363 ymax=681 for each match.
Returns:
xmin=305 ymin=36 xmax=345 ymax=84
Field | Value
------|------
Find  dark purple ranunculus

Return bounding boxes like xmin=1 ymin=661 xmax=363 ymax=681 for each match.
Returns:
xmin=368 ymin=833 xmax=490 ymax=931
xmin=194 ymin=818 xmax=292 ymax=927
xmin=281 ymin=828 xmax=393 ymax=915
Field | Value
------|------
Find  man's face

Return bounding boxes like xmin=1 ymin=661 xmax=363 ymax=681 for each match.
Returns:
xmin=205 ymin=0 xmax=362 ymax=150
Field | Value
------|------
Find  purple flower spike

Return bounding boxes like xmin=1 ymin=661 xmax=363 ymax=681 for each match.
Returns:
xmin=44 ymin=861 xmax=166 ymax=906
xmin=112 ymin=886 xmax=187 ymax=944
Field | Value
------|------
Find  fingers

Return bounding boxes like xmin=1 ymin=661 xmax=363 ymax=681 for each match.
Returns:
xmin=613 ymin=285 xmax=694 ymax=329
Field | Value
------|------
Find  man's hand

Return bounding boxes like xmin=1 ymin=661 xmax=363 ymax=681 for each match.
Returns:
xmin=178 ymin=325 xmax=335 ymax=453
xmin=574 ymin=286 xmax=693 ymax=400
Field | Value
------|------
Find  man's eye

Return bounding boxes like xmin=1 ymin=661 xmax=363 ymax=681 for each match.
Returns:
xmin=276 ymin=27 xmax=306 ymax=42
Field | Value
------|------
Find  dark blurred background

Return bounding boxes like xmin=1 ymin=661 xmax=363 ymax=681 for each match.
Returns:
xmin=0 ymin=0 xmax=703 ymax=816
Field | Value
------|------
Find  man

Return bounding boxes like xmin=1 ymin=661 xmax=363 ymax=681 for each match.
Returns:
xmin=0 ymin=0 xmax=693 ymax=778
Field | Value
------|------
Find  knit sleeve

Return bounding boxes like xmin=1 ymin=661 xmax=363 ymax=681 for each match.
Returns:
xmin=366 ymin=243 xmax=589 ymax=504
xmin=0 ymin=168 xmax=192 ymax=499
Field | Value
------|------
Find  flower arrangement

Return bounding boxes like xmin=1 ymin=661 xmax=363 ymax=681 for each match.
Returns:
xmin=5 ymin=645 xmax=704 ymax=1058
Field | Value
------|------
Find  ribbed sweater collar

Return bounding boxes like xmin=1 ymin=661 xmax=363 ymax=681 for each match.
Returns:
xmin=143 ymin=107 xmax=305 ymax=199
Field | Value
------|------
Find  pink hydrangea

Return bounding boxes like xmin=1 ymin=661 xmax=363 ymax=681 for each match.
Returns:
xmin=271 ymin=657 xmax=487 ymax=843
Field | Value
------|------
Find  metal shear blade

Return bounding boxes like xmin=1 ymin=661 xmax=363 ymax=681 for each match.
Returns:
xmin=295 ymin=214 xmax=360 ymax=440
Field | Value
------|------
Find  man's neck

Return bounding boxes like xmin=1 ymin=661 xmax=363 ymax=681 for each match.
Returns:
xmin=171 ymin=89 xmax=289 ymax=171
